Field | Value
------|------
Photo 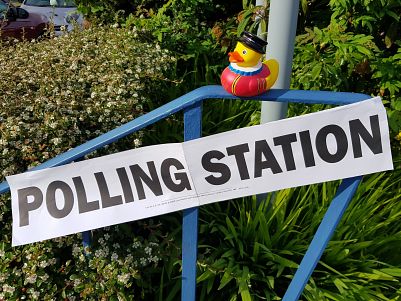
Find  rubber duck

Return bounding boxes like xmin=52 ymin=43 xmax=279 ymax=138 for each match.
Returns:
xmin=221 ymin=31 xmax=279 ymax=97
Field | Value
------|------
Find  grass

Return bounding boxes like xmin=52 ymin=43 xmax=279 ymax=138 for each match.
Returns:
xmin=194 ymin=168 xmax=401 ymax=300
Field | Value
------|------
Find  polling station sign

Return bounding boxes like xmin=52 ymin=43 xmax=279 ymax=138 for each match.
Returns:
xmin=7 ymin=97 xmax=393 ymax=246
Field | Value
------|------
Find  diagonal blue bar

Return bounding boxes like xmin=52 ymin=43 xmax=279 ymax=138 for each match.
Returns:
xmin=182 ymin=102 xmax=202 ymax=301
xmin=282 ymin=176 xmax=362 ymax=301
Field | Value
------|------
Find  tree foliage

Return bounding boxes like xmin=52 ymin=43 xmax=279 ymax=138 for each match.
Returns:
xmin=294 ymin=0 xmax=401 ymax=138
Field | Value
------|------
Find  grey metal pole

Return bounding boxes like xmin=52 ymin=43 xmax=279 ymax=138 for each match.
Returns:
xmin=260 ymin=0 xmax=300 ymax=123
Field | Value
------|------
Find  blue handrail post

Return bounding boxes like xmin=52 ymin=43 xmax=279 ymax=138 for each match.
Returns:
xmin=182 ymin=102 xmax=202 ymax=301
xmin=82 ymin=231 xmax=92 ymax=254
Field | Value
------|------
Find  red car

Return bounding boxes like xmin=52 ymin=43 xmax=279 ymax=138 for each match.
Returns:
xmin=0 ymin=0 xmax=47 ymax=40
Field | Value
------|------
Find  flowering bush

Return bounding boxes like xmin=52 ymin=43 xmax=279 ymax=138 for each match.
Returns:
xmin=0 ymin=213 xmax=178 ymax=300
xmin=0 ymin=25 xmax=176 ymax=181
xmin=0 ymin=25 xmax=180 ymax=300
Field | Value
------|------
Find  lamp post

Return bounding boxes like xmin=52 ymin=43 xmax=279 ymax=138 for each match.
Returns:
xmin=259 ymin=0 xmax=300 ymax=123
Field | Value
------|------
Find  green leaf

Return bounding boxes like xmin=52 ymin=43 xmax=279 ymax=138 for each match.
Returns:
xmin=207 ymin=276 xmax=214 ymax=293
xmin=90 ymin=5 xmax=104 ymax=13
xmin=386 ymin=9 xmax=400 ymax=21
xmin=301 ymin=0 xmax=308 ymax=15
xmin=380 ymin=268 xmax=401 ymax=277
xmin=218 ymin=270 xmax=234 ymax=290
xmin=311 ymin=63 xmax=322 ymax=80
xmin=267 ymin=276 xmax=274 ymax=290
xmin=394 ymin=101 xmax=401 ymax=111
xmin=241 ymin=288 xmax=252 ymax=301
xmin=355 ymin=271 xmax=395 ymax=281
xmin=356 ymin=46 xmax=371 ymax=56
xmin=226 ymin=217 xmax=238 ymax=242
xmin=333 ymin=278 xmax=348 ymax=294
xmin=222 ymin=249 xmax=237 ymax=258
xmin=385 ymin=22 xmax=399 ymax=48
xmin=272 ymin=253 xmax=298 ymax=269
xmin=197 ymin=270 xmax=215 ymax=282
xmin=237 ymin=10 xmax=254 ymax=36
xmin=165 ymin=280 xmax=181 ymax=301
xmin=239 ymin=280 xmax=252 ymax=301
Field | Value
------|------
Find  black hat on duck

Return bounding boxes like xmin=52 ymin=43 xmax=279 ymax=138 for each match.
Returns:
xmin=238 ymin=31 xmax=267 ymax=54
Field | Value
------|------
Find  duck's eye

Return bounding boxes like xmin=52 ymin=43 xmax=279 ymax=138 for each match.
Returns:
xmin=242 ymin=49 xmax=247 ymax=55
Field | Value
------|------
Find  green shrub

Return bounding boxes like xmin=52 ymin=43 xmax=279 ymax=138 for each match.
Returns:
xmin=196 ymin=171 xmax=401 ymax=300
xmin=75 ymin=0 xmax=242 ymax=94
xmin=124 ymin=0 xmax=238 ymax=93
xmin=0 ymin=26 xmax=176 ymax=182
xmin=292 ymin=0 xmax=401 ymax=151
xmin=74 ymin=0 xmax=148 ymax=23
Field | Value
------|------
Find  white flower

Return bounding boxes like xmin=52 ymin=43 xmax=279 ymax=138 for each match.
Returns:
xmin=117 ymin=273 xmax=130 ymax=284
xmin=49 ymin=258 xmax=57 ymax=265
xmin=150 ymin=255 xmax=160 ymax=263
xmin=95 ymin=249 xmax=104 ymax=258
xmin=31 ymin=290 xmax=40 ymax=299
xmin=111 ymin=252 xmax=118 ymax=261
xmin=73 ymin=279 xmax=81 ymax=287
xmin=144 ymin=246 xmax=152 ymax=255
xmin=50 ymin=137 xmax=62 ymax=146
xmin=132 ymin=241 xmax=141 ymax=248
xmin=25 ymin=274 xmax=37 ymax=284
xmin=2 ymin=284 xmax=15 ymax=294
xmin=139 ymin=257 xmax=147 ymax=266
xmin=125 ymin=254 xmax=133 ymax=264
xmin=13 ymin=269 xmax=21 ymax=277
xmin=39 ymin=260 xmax=48 ymax=268
xmin=72 ymin=244 xmax=82 ymax=256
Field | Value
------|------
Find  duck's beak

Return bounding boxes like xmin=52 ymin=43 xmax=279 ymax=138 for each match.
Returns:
xmin=228 ymin=51 xmax=244 ymax=63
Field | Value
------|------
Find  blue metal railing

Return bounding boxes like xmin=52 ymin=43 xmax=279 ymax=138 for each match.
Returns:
xmin=0 ymin=85 xmax=370 ymax=300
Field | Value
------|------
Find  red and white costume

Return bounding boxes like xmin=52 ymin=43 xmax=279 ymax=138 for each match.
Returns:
xmin=221 ymin=62 xmax=271 ymax=97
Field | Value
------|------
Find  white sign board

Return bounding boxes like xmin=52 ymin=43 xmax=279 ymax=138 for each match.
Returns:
xmin=7 ymin=97 xmax=393 ymax=246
